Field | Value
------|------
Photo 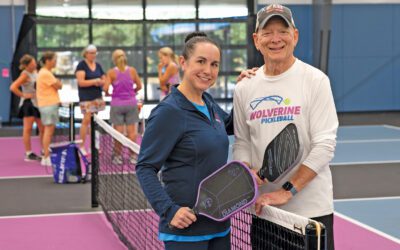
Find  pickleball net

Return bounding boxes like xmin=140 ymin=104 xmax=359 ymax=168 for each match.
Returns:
xmin=52 ymin=102 xmax=76 ymax=143
xmin=91 ymin=114 xmax=326 ymax=250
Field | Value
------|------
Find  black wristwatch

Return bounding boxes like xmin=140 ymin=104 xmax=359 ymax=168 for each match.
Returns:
xmin=282 ymin=181 xmax=298 ymax=196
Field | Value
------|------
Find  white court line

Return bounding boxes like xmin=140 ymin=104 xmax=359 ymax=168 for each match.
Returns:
xmin=383 ymin=124 xmax=400 ymax=130
xmin=338 ymin=138 xmax=400 ymax=143
xmin=0 ymin=211 xmax=104 ymax=219
xmin=0 ymin=175 xmax=52 ymax=180
xmin=334 ymin=196 xmax=400 ymax=202
xmin=337 ymin=124 xmax=387 ymax=128
xmin=0 ymin=209 xmax=154 ymax=219
xmin=0 ymin=136 xmax=26 ymax=140
xmin=335 ymin=211 xmax=400 ymax=245
xmin=331 ymin=160 xmax=400 ymax=166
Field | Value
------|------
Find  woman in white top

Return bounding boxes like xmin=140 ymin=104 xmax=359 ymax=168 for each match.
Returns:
xmin=10 ymin=54 xmax=44 ymax=162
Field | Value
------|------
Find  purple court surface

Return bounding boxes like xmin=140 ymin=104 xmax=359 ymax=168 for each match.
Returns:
xmin=0 ymin=212 xmax=126 ymax=250
xmin=0 ymin=137 xmax=51 ymax=178
xmin=334 ymin=213 xmax=400 ymax=250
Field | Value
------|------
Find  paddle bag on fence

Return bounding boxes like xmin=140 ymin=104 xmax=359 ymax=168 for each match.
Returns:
xmin=50 ymin=142 xmax=90 ymax=184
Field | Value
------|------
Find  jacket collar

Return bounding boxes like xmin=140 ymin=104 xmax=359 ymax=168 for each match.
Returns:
xmin=170 ymin=85 xmax=213 ymax=111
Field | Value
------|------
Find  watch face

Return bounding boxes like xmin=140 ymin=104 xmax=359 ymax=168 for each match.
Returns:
xmin=283 ymin=181 xmax=293 ymax=191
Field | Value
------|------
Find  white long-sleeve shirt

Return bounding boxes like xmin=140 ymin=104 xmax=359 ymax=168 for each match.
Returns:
xmin=233 ymin=59 xmax=338 ymax=218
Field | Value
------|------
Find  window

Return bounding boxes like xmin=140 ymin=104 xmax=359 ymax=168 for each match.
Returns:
xmin=32 ymin=1 xmax=249 ymax=103
xmin=92 ymin=23 xmax=143 ymax=47
xmin=146 ymin=77 xmax=161 ymax=101
xmin=36 ymin=0 xmax=89 ymax=18
xmin=58 ymin=78 xmax=80 ymax=103
xmin=221 ymin=48 xmax=247 ymax=72
xmin=147 ymin=23 xmax=196 ymax=46
xmin=199 ymin=22 xmax=246 ymax=45
xmin=208 ymin=76 xmax=239 ymax=99
xmin=199 ymin=0 xmax=247 ymax=18
xmin=146 ymin=0 xmax=196 ymax=20
xmin=92 ymin=0 xmax=143 ymax=20
xmin=36 ymin=23 xmax=89 ymax=48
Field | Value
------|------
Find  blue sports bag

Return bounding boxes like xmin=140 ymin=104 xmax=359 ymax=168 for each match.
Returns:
xmin=50 ymin=142 xmax=90 ymax=184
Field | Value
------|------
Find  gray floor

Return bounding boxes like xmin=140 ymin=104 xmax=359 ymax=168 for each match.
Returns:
xmin=338 ymin=111 xmax=400 ymax=126
xmin=331 ymin=163 xmax=400 ymax=199
xmin=0 ymin=177 xmax=99 ymax=216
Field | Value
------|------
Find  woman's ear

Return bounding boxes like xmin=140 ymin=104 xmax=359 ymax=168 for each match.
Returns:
xmin=179 ymin=55 xmax=186 ymax=71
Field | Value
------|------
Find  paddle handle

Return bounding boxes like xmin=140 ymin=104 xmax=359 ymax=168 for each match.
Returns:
xmin=257 ymin=167 xmax=266 ymax=180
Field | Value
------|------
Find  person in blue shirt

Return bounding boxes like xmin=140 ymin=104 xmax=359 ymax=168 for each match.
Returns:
xmin=75 ymin=44 xmax=106 ymax=155
xmin=136 ymin=32 xmax=233 ymax=250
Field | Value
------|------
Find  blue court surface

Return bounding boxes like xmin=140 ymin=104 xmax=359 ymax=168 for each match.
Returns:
xmin=334 ymin=197 xmax=400 ymax=245
xmin=332 ymin=125 xmax=400 ymax=165
xmin=229 ymin=125 xmax=400 ymax=166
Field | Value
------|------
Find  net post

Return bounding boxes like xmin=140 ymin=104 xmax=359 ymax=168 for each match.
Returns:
xmin=91 ymin=114 xmax=99 ymax=208
xmin=305 ymin=222 xmax=327 ymax=250
xmin=69 ymin=102 xmax=75 ymax=142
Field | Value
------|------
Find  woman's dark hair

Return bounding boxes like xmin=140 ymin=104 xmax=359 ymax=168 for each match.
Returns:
xmin=19 ymin=54 xmax=35 ymax=70
xmin=39 ymin=51 xmax=56 ymax=67
xmin=182 ymin=31 xmax=221 ymax=59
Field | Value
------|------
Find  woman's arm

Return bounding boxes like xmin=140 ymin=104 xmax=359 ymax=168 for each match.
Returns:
xmin=103 ymin=69 xmax=114 ymax=95
xmin=136 ymin=103 xmax=184 ymax=224
xmin=76 ymin=70 xmax=101 ymax=87
xmin=129 ymin=67 xmax=142 ymax=92
xmin=51 ymin=78 xmax=63 ymax=90
xmin=158 ymin=63 xmax=178 ymax=89
xmin=9 ymin=73 xmax=33 ymax=99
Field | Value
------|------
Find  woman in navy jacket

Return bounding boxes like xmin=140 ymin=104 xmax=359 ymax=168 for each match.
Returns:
xmin=136 ymin=32 xmax=233 ymax=250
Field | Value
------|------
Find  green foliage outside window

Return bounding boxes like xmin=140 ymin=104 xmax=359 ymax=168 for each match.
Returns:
xmin=93 ymin=23 xmax=143 ymax=47
xmin=36 ymin=24 xmax=89 ymax=48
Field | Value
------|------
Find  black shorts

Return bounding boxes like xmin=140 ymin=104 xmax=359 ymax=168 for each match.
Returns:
xmin=311 ymin=213 xmax=335 ymax=250
xmin=18 ymin=99 xmax=41 ymax=119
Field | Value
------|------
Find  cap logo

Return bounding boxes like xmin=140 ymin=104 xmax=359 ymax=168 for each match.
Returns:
xmin=266 ymin=4 xmax=284 ymax=13
xmin=255 ymin=4 xmax=295 ymax=32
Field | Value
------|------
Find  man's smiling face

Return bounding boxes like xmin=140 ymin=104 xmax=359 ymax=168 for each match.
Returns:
xmin=253 ymin=16 xmax=298 ymax=65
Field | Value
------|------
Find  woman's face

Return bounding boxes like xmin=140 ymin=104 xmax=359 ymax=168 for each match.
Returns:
xmin=159 ymin=53 xmax=169 ymax=66
xmin=180 ymin=42 xmax=220 ymax=92
xmin=26 ymin=59 xmax=37 ymax=71
xmin=48 ymin=56 xmax=57 ymax=69
xmin=85 ymin=50 xmax=97 ymax=62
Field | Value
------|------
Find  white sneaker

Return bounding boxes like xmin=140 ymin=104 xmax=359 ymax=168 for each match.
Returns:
xmin=41 ymin=157 xmax=52 ymax=167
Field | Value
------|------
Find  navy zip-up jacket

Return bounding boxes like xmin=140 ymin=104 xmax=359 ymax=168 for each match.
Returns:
xmin=136 ymin=86 xmax=233 ymax=237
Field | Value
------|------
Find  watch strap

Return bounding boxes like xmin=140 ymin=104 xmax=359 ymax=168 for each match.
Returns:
xmin=283 ymin=181 xmax=298 ymax=196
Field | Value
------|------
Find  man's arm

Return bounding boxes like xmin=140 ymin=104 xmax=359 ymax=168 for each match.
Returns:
xmin=255 ymin=164 xmax=316 ymax=214
xmin=255 ymin=75 xmax=338 ymax=214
